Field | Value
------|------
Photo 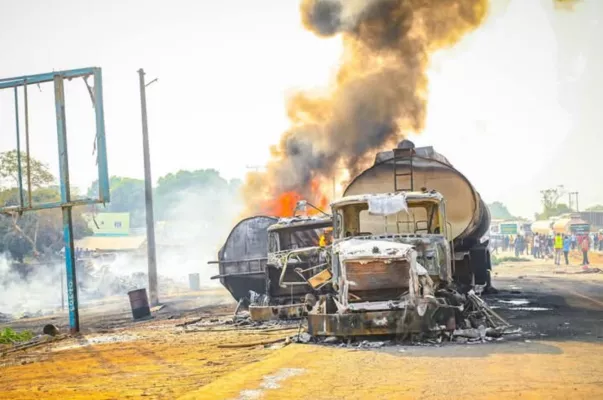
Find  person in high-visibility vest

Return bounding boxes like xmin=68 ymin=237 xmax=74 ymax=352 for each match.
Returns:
xmin=554 ymin=233 xmax=563 ymax=265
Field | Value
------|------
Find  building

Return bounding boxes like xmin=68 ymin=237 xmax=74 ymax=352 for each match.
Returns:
xmin=579 ymin=211 xmax=603 ymax=231
xmin=82 ymin=212 xmax=130 ymax=237
xmin=75 ymin=212 xmax=143 ymax=253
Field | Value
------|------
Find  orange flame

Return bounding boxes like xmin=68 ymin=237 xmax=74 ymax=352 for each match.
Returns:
xmin=259 ymin=178 xmax=329 ymax=217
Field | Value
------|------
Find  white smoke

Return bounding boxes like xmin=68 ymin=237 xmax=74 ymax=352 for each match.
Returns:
xmin=154 ymin=185 xmax=243 ymax=288
xmin=0 ymin=254 xmax=64 ymax=317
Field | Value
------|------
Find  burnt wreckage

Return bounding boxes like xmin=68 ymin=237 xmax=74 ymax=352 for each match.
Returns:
xmin=212 ymin=141 xmax=505 ymax=336
xmin=210 ymin=214 xmax=333 ymax=320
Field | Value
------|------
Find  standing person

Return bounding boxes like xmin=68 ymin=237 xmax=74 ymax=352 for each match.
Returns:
xmin=563 ymin=234 xmax=571 ymax=265
xmin=581 ymin=235 xmax=590 ymax=266
xmin=503 ymin=235 xmax=509 ymax=252
xmin=525 ymin=235 xmax=531 ymax=255
xmin=514 ymin=235 xmax=521 ymax=257
xmin=533 ymin=234 xmax=540 ymax=259
xmin=571 ymin=234 xmax=577 ymax=250
xmin=554 ymin=233 xmax=563 ymax=265
xmin=599 ymin=232 xmax=603 ymax=251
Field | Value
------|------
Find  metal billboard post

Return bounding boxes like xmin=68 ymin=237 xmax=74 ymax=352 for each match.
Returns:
xmin=138 ymin=68 xmax=159 ymax=306
xmin=0 ymin=67 xmax=110 ymax=334
xmin=54 ymin=75 xmax=80 ymax=333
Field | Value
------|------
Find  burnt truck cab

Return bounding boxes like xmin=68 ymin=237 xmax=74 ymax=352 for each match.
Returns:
xmin=330 ymin=191 xmax=452 ymax=285
xmin=264 ymin=216 xmax=333 ymax=303
xmin=244 ymin=215 xmax=333 ymax=320
xmin=305 ymin=191 xmax=459 ymax=336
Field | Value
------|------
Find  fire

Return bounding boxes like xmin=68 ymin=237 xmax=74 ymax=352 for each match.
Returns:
xmin=259 ymin=178 xmax=330 ymax=217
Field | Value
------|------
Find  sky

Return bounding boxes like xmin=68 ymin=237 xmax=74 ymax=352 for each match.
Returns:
xmin=0 ymin=0 xmax=601 ymax=218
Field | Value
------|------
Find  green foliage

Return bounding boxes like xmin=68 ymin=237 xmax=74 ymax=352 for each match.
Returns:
xmin=586 ymin=204 xmax=603 ymax=211
xmin=487 ymin=201 xmax=514 ymax=220
xmin=0 ymin=327 xmax=33 ymax=344
xmin=0 ymin=186 xmax=91 ymax=261
xmin=154 ymin=169 xmax=238 ymax=220
xmin=535 ymin=186 xmax=572 ymax=220
xmin=86 ymin=170 xmax=241 ymax=228
xmin=155 ymin=169 xmax=229 ymax=197
xmin=0 ymin=150 xmax=55 ymax=189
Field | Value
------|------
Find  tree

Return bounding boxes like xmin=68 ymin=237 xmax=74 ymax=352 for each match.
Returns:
xmin=535 ymin=186 xmax=572 ymax=220
xmin=155 ymin=169 xmax=230 ymax=197
xmin=154 ymin=169 xmax=232 ymax=220
xmin=487 ymin=201 xmax=514 ymax=220
xmin=586 ymin=205 xmax=603 ymax=211
xmin=0 ymin=187 xmax=91 ymax=261
xmin=87 ymin=176 xmax=145 ymax=227
xmin=0 ymin=150 xmax=55 ymax=189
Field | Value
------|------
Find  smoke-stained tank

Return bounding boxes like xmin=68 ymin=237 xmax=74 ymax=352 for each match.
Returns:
xmin=211 ymin=216 xmax=277 ymax=301
xmin=344 ymin=140 xmax=491 ymax=285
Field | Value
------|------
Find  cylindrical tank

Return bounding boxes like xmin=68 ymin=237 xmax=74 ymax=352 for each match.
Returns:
xmin=214 ymin=216 xmax=278 ymax=301
xmin=344 ymin=140 xmax=490 ymax=248
xmin=531 ymin=220 xmax=553 ymax=235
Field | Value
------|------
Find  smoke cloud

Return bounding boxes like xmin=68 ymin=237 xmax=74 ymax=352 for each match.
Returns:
xmin=0 ymin=185 xmax=241 ymax=319
xmin=241 ymin=0 xmax=489 ymax=216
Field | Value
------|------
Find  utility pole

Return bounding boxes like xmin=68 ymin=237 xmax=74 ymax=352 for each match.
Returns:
xmin=569 ymin=191 xmax=579 ymax=212
xmin=138 ymin=68 xmax=159 ymax=306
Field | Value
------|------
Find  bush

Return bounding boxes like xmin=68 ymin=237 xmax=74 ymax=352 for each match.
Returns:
xmin=0 ymin=327 xmax=33 ymax=344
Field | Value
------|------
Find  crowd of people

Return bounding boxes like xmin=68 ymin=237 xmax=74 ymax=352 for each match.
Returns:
xmin=490 ymin=231 xmax=602 ymax=266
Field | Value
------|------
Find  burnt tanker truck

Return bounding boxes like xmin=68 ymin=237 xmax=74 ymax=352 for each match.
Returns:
xmin=344 ymin=140 xmax=492 ymax=287
xmin=211 ymin=140 xmax=492 ymax=311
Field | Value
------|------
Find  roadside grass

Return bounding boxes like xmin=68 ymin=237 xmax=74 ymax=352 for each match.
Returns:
xmin=0 ymin=327 xmax=33 ymax=344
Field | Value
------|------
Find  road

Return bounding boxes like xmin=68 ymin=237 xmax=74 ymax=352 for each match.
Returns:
xmin=1 ymin=260 xmax=603 ymax=399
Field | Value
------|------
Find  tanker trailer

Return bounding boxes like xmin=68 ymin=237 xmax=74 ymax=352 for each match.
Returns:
xmin=343 ymin=140 xmax=492 ymax=287
xmin=209 ymin=215 xmax=333 ymax=319
xmin=209 ymin=216 xmax=277 ymax=302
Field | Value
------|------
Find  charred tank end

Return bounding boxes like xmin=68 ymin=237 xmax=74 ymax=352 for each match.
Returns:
xmin=213 ymin=216 xmax=277 ymax=302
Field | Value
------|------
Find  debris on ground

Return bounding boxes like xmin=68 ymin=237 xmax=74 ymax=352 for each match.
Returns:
xmin=554 ymin=267 xmax=602 ymax=274
xmin=52 ymin=334 xmax=137 ymax=352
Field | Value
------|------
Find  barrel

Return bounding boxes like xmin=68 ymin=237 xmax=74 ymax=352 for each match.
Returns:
xmin=188 ymin=273 xmax=201 ymax=291
xmin=127 ymin=288 xmax=151 ymax=320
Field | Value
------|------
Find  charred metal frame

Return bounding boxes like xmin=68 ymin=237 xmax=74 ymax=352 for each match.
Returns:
xmin=0 ymin=68 xmax=110 ymax=333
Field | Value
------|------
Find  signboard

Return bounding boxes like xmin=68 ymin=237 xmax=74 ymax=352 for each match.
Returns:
xmin=500 ymin=223 xmax=518 ymax=235
xmin=570 ymin=224 xmax=590 ymax=234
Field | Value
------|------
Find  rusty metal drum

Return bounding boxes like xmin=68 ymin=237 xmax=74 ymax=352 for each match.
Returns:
xmin=128 ymin=288 xmax=151 ymax=320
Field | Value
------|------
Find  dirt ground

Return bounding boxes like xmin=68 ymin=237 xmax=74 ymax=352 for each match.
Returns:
xmin=1 ymin=256 xmax=603 ymax=399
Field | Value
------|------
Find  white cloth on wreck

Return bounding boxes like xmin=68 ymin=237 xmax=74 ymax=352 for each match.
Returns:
xmin=415 ymin=262 xmax=428 ymax=276
xmin=336 ymin=239 xmax=414 ymax=261
xmin=367 ymin=193 xmax=408 ymax=216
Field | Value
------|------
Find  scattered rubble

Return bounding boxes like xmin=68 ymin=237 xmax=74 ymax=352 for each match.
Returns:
xmin=52 ymin=334 xmax=138 ymax=352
